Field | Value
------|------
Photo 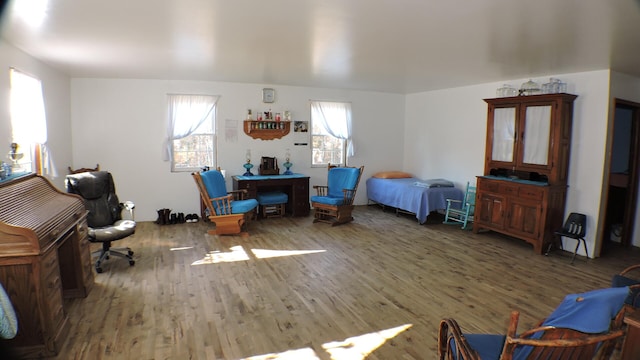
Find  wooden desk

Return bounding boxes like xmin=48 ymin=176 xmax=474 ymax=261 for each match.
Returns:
xmin=622 ymin=311 xmax=640 ymax=360
xmin=232 ymin=174 xmax=310 ymax=217
xmin=0 ymin=174 xmax=94 ymax=358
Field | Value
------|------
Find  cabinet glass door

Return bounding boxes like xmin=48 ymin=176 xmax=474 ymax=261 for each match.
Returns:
xmin=522 ymin=105 xmax=551 ymax=165
xmin=491 ymin=107 xmax=516 ymax=162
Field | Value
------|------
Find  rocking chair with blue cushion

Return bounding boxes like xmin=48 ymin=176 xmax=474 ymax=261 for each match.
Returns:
xmin=192 ymin=170 xmax=259 ymax=236
xmin=611 ymin=264 xmax=640 ymax=309
xmin=443 ymin=182 xmax=476 ymax=230
xmin=438 ymin=286 xmax=633 ymax=360
xmin=311 ymin=165 xmax=364 ymax=226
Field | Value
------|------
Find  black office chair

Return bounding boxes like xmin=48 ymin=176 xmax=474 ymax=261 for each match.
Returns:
xmin=553 ymin=212 xmax=587 ymax=264
xmin=66 ymin=171 xmax=136 ymax=273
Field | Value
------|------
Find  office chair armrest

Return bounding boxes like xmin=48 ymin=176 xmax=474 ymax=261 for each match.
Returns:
xmin=120 ymin=201 xmax=135 ymax=220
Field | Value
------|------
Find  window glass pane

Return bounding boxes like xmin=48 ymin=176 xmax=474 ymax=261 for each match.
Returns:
xmin=173 ymin=134 xmax=215 ymax=170
xmin=312 ymin=135 xmax=344 ymax=165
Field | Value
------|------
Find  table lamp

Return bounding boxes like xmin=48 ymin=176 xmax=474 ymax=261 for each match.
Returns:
xmin=243 ymin=149 xmax=254 ymax=176
xmin=283 ymin=148 xmax=293 ymax=175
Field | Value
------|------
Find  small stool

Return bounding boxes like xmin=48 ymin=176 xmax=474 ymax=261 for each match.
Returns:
xmin=257 ymin=192 xmax=288 ymax=218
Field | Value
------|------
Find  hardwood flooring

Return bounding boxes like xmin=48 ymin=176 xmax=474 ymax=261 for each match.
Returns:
xmin=53 ymin=205 xmax=640 ymax=359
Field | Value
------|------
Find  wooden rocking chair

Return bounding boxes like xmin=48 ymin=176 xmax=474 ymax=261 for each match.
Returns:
xmin=438 ymin=286 xmax=633 ymax=360
xmin=192 ymin=170 xmax=258 ymax=236
xmin=311 ymin=165 xmax=364 ymax=226
xmin=443 ymin=182 xmax=476 ymax=230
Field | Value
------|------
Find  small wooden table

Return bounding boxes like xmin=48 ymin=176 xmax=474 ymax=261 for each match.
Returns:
xmin=622 ymin=311 xmax=640 ymax=360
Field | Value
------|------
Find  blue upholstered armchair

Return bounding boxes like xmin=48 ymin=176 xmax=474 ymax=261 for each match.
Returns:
xmin=438 ymin=286 xmax=632 ymax=360
xmin=311 ymin=165 xmax=364 ymax=226
xmin=192 ymin=170 xmax=258 ymax=236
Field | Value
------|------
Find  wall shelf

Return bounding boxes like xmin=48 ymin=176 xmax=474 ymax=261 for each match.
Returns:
xmin=243 ymin=120 xmax=291 ymax=140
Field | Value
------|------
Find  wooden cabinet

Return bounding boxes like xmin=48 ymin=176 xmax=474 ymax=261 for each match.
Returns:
xmin=474 ymin=93 xmax=576 ymax=254
xmin=243 ymin=120 xmax=291 ymax=140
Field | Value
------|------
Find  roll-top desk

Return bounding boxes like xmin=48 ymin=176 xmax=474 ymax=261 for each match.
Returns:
xmin=0 ymin=173 xmax=94 ymax=358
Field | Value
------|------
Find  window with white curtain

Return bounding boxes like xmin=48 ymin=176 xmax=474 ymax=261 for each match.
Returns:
xmin=310 ymin=101 xmax=353 ymax=167
xmin=9 ymin=68 xmax=54 ymax=176
xmin=166 ymin=94 xmax=218 ymax=172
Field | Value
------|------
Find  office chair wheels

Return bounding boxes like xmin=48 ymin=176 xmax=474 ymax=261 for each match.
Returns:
xmin=129 ymin=260 xmax=135 ymax=266
xmin=128 ymin=250 xmax=134 ymax=256
xmin=95 ymin=266 xmax=103 ymax=273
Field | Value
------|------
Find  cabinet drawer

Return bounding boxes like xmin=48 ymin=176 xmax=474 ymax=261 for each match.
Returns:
xmin=498 ymin=183 xmax=518 ymax=196
xmin=478 ymin=179 xmax=500 ymax=192
xmin=518 ymin=186 xmax=545 ymax=201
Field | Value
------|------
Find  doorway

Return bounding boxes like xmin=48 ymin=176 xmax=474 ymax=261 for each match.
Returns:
xmin=601 ymin=99 xmax=640 ymax=254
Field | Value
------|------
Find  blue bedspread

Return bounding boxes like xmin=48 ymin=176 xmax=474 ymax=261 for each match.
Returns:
xmin=366 ymin=177 xmax=464 ymax=224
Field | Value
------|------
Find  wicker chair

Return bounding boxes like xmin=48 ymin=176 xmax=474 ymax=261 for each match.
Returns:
xmin=438 ymin=287 xmax=633 ymax=360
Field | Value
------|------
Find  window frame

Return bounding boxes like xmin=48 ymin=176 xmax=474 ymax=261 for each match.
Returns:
xmin=9 ymin=68 xmax=47 ymax=175
xmin=167 ymin=94 xmax=218 ymax=172
xmin=310 ymin=101 xmax=350 ymax=167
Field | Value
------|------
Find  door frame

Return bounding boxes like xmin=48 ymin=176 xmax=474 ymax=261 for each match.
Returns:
xmin=600 ymin=98 xmax=640 ymax=251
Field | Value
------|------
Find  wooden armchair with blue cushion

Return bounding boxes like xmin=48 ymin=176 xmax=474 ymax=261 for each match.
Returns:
xmin=438 ymin=286 xmax=633 ymax=360
xmin=311 ymin=165 xmax=364 ymax=226
xmin=192 ymin=170 xmax=259 ymax=236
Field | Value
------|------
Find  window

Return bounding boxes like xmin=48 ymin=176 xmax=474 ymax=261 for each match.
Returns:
xmin=310 ymin=101 xmax=353 ymax=167
xmin=9 ymin=68 xmax=50 ymax=175
xmin=166 ymin=94 xmax=218 ymax=172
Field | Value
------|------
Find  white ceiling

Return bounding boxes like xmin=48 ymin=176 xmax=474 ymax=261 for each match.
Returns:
xmin=2 ymin=0 xmax=640 ymax=94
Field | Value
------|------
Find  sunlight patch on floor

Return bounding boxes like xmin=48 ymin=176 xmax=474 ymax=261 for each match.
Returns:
xmin=170 ymin=246 xmax=194 ymax=251
xmin=322 ymin=324 xmax=413 ymax=360
xmin=192 ymin=245 xmax=250 ymax=265
xmin=241 ymin=324 xmax=412 ymax=360
xmin=191 ymin=246 xmax=326 ymax=265
xmin=242 ymin=347 xmax=320 ymax=360
xmin=252 ymin=248 xmax=326 ymax=259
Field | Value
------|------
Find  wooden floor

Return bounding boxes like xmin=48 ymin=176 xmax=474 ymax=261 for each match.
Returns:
xmin=52 ymin=205 xmax=640 ymax=360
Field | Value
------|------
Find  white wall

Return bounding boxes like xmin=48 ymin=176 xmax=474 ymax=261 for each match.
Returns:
xmin=405 ymin=70 xmax=612 ymax=258
xmin=70 ymin=79 xmax=405 ymax=221
xmin=0 ymin=40 xmax=72 ymax=190
xmin=610 ymin=71 xmax=640 ymax=247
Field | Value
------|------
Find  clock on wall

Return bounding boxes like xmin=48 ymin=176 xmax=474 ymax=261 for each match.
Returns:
xmin=262 ymin=88 xmax=275 ymax=103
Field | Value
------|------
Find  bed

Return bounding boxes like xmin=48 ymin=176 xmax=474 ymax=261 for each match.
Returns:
xmin=366 ymin=175 xmax=464 ymax=224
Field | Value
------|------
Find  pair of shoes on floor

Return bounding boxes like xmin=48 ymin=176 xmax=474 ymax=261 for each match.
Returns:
xmin=185 ymin=214 xmax=199 ymax=223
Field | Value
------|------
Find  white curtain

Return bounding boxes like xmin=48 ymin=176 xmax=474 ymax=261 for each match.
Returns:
xmin=9 ymin=68 xmax=57 ymax=177
xmin=164 ymin=94 xmax=219 ymax=161
xmin=310 ymin=101 xmax=354 ymax=157
xmin=523 ymin=105 xmax=551 ymax=165
xmin=491 ymin=107 xmax=516 ymax=163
